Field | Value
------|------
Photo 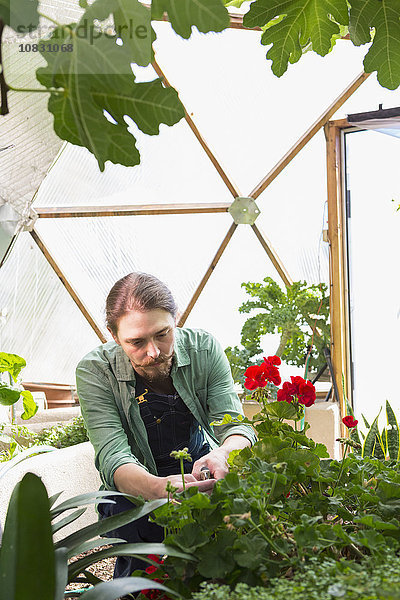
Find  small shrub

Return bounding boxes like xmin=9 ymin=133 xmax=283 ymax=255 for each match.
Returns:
xmin=35 ymin=415 xmax=88 ymax=448
xmin=190 ymin=554 xmax=400 ymax=600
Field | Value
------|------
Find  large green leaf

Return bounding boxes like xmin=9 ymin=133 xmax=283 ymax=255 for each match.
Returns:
xmin=68 ymin=542 xmax=195 ymax=581
xmin=52 ymin=507 xmax=87 ymax=534
xmin=264 ymin=399 xmax=299 ymax=421
xmin=84 ymin=0 xmax=154 ymax=66
xmin=56 ymin=498 xmax=167 ymax=551
xmin=0 ymin=473 xmax=55 ymax=600
xmin=54 ymin=547 xmax=68 ymax=600
xmin=151 ymin=0 xmax=230 ymax=39
xmin=0 ymin=0 xmax=39 ymax=31
xmin=20 ymin=389 xmax=38 ymax=419
xmin=363 ymin=412 xmax=381 ymax=458
xmin=0 ymin=352 xmax=26 ymax=382
xmin=79 ymin=577 xmax=181 ymax=600
xmin=36 ymin=26 xmax=184 ymax=172
xmin=50 ymin=490 xmax=135 ymax=518
xmin=349 ymin=0 xmax=400 ymax=90
xmin=0 ymin=383 xmax=20 ymax=406
xmin=244 ymin=0 xmax=349 ymax=76
xmin=386 ymin=400 xmax=400 ymax=461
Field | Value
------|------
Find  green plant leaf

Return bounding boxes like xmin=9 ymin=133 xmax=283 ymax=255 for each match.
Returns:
xmin=48 ymin=490 xmax=64 ymax=508
xmin=168 ymin=523 xmax=210 ymax=554
xmin=20 ymin=389 xmax=38 ymax=419
xmin=52 ymin=507 xmax=87 ymax=534
xmin=0 ymin=0 xmax=39 ymax=31
xmin=0 ymin=473 xmax=55 ymax=600
xmin=233 ymin=535 xmax=268 ymax=568
xmin=79 ymin=577 xmax=181 ymax=600
xmin=197 ymin=530 xmax=236 ymax=578
xmin=36 ymin=27 xmax=184 ymax=172
xmin=68 ymin=542 xmax=195 ymax=581
xmin=349 ymin=0 xmax=400 ymax=90
xmin=263 ymin=400 xmax=299 ymax=421
xmin=84 ymin=0 xmax=153 ymax=66
xmin=67 ymin=537 xmax=126 ymax=560
xmin=151 ymin=0 xmax=230 ymax=39
xmin=362 ymin=411 xmax=381 ymax=458
xmin=56 ymin=498 xmax=167 ymax=551
xmin=0 ymin=383 xmax=20 ymax=406
xmin=54 ymin=547 xmax=68 ymax=600
xmin=243 ymin=0 xmax=349 ymax=76
xmin=50 ymin=490 xmax=133 ymax=518
xmin=386 ymin=400 xmax=400 ymax=461
xmin=362 ymin=414 xmax=371 ymax=430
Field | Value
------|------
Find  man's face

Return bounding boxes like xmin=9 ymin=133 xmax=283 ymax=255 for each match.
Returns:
xmin=111 ymin=309 xmax=176 ymax=381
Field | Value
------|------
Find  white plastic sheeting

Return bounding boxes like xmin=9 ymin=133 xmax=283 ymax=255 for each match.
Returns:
xmin=1 ymin=20 xmax=400 ymax=383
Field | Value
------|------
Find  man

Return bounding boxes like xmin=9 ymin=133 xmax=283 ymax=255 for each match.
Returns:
xmin=76 ymin=272 xmax=256 ymax=576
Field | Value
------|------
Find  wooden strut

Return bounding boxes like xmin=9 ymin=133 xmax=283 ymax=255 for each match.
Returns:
xmin=324 ymin=120 xmax=352 ymax=433
xmin=30 ymin=229 xmax=107 ymax=343
xmin=249 ymin=71 xmax=371 ymax=200
xmin=178 ymin=223 xmax=238 ymax=327
xmin=34 ymin=203 xmax=231 ymax=218
xmin=152 ymin=59 xmax=241 ymax=199
xmin=251 ymin=224 xmax=293 ymax=288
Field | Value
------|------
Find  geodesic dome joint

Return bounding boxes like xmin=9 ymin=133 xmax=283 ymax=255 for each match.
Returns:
xmin=228 ymin=197 xmax=260 ymax=225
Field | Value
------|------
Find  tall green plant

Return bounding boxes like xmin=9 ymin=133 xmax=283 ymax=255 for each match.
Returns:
xmin=226 ymin=278 xmax=330 ymax=382
xmin=345 ymin=395 xmax=400 ymax=461
xmin=0 ymin=472 xmax=192 ymax=600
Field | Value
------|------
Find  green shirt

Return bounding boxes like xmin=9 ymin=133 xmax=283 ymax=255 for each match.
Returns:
xmin=76 ymin=327 xmax=256 ymax=490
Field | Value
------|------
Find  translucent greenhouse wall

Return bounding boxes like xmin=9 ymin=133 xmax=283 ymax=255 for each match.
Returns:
xmin=0 ymin=22 xmax=400 ymax=391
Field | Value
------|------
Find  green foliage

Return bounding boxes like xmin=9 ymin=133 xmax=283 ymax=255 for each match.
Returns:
xmin=0 ymin=0 xmax=39 ymax=30
xmin=34 ymin=416 xmax=89 ymax=449
xmin=151 ymin=0 xmax=230 ymax=39
xmin=144 ymin=398 xmax=400 ymax=596
xmin=244 ymin=0 xmax=348 ymax=77
xmin=349 ymin=400 xmax=400 ymax=462
xmin=0 ymin=416 xmax=88 ymax=462
xmin=190 ymin=553 xmax=400 ymax=600
xmin=226 ymin=278 xmax=330 ymax=378
xmin=243 ymin=0 xmax=400 ymax=90
xmin=0 ymin=472 xmax=187 ymax=600
xmin=0 ymin=352 xmax=37 ymax=419
xmin=349 ymin=0 xmax=400 ymax=90
xmin=2 ymin=0 xmax=400 ymax=170
xmin=35 ymin=24 xmax=183 ymax=172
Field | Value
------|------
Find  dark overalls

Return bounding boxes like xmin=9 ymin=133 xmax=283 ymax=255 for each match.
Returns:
xmin=98 ymin=373 xmax=210 ymax=577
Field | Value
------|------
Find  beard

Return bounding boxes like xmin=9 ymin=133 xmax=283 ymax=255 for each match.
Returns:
xmin=131 ymin=352 xmax=174 ymax=382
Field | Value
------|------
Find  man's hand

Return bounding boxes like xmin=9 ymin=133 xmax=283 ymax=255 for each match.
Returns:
xmin=157 ymin=473 xmax=216 ymax=497
xmin=114 ymin=463 xmax=215 ymax=499
xmin=192 ymin=447 xmax=229 ymax=480
xmin=192 ymin=434 xmax=252 ymax=481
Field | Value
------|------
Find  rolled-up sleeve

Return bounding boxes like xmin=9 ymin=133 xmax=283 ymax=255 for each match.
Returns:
xmin=205 ymin=336 xmax=257 ymax=446
xmin=76 ymin=359 xmax=146 ymax=490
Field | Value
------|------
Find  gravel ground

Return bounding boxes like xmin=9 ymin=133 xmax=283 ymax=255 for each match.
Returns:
xmin=66 ymin=545 xmax=116 ymax=596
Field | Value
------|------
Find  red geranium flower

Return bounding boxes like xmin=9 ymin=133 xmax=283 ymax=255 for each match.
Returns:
xmin=142 ymin=555 xmax=169 ymax=600
xmin=264 ymin=355 xmax=281 ymax=366
xmin=262 ymin=356 xmax=282 ymax=386
xmin=277 ymin=381 xmax=296 ymax=403
xmin=342 ymin=415 xmax=358 ymax=428
xmin=244 ymin=364 xmax=268 ymax=390
xmin=277 ymin=376 xmax=316 ymax=407
xmin=297 ymin=379 xmax=316 ymax=407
